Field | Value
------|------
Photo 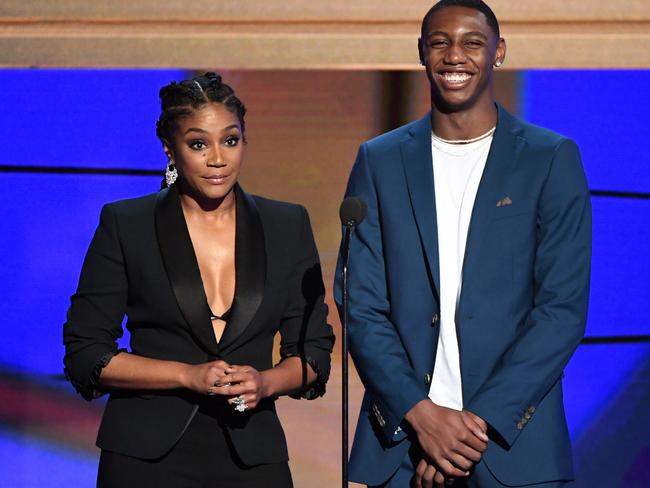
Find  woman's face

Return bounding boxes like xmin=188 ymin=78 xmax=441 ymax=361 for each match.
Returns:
xmin=166 ymin=102 xmax=244 ymax=204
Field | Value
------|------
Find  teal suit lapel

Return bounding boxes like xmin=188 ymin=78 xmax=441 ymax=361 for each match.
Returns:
xmin=400 ymin=113 xmax=441 ymax=298
xmin=461 ymin=105 xmax=525 ymax=299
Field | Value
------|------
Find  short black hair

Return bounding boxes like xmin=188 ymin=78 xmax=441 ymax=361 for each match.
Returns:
xmin=421 ymin=0 xmax=500 ymax=39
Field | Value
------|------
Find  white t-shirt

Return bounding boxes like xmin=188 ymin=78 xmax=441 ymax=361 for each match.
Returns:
xmin=428 ymin=131 xmax=494 ymax=411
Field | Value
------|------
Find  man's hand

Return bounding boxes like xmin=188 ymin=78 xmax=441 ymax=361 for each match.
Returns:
xmin=414 ymin=458 xmax=447 ymax=488
xmin=405 ymin=400 xmax=488 ymax=478
xmin=463 ymin=410 xmax=488 ymax=438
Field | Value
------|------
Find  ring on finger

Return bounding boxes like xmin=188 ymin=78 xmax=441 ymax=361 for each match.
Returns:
xmin=232 ymin=395 xmax=247 ymax=412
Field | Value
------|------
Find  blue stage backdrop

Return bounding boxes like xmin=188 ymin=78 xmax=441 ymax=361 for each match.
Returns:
xmin=0 ymin=69 xmax=648 ymax=487
xmin=0 ymin=69 xmax=187 ymax=487
xmin=522 ymin=70 xmax=650 ymax=487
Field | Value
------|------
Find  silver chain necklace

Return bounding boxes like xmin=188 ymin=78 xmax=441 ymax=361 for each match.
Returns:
xmin=433 ymin=126 xmax=496 ymax=145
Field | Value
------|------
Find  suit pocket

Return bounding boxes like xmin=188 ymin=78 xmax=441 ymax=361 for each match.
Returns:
xmin=491 ymin=204 xmax=534 ymax=222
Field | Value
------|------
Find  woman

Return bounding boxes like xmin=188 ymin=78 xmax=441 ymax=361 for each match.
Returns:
xmin=63 ymin=72 xmax=334 ymax=487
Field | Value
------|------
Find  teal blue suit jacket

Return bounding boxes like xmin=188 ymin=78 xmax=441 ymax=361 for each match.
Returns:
xmin=334 ymin=105 xmax=591 ymax=486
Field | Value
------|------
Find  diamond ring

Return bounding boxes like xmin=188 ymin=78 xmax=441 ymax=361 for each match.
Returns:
xmin=232 ymin=395 xmax=247 ymax=413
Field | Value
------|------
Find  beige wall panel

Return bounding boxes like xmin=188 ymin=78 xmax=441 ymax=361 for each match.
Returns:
xmin=0 ymin=0 xmax=434 ymax=20
xmin=2 ymin=0 xmax=648 ymax=21
xmin=489 ymin=0 xmax=649 ymax=21
xmin=2 ymin=32 xmax=649 ymax=69
xmin=2 ymin=0 xmax=649 ymax=68
xmin=505 ymin=33 xmax=650 ymax=69
xmin=0 ymin=36 xmax=421 ymax=69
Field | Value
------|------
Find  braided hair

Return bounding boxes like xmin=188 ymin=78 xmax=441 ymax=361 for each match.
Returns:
xmin=157 ymin=72 xmax=247 ymax=188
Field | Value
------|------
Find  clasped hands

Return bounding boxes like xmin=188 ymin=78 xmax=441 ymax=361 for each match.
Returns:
xmin=184 ymin=360 xmax=266 ymax=411
xmin=405 ymin=400 xmax=488 ymax=488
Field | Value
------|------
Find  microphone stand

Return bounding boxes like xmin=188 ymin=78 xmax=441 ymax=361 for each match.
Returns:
xmin=341 ymin=223 xmax=353 ymax=488
xmin=338 ymin=197 xmax=366 ymax=487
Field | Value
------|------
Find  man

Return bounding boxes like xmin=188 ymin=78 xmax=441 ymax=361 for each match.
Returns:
xmin=334 ymin=1 xmax=591 ymax=487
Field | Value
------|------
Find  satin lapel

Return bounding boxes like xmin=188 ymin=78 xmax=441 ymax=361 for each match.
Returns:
xmin=218 ymin=184 xmax=266 ymax=351
xmin=461 ymin=105 xmax=525 ymax=296
xmin=400 ymin=113 xmax=440 ymax=297
xmin=154 ymin=185 xmax=219 ymax=357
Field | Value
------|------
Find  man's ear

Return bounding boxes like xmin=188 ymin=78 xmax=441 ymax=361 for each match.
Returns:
xmin=494 ymin=37 xmax=507 ymax=67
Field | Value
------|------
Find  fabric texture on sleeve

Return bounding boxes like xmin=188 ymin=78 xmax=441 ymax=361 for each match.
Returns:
xmin=279 ymin=206 xmax=334 ymax=400
xmin=63 ymin=204 xmax=128 ymax=401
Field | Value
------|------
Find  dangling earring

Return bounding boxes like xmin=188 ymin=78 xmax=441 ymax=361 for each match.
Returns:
xmin=165 ymin=159 xmax=178 ymax=186
xmin=494 ymin=60 xmax=502 ymax=67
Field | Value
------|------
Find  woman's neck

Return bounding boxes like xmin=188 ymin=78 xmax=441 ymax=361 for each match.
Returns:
xmin=178 ymin=185 xmax=236 ymax=222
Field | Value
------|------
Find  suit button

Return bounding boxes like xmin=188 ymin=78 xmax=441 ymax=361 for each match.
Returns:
xmin=424 ymin=373 xmax=431 ymax=385
xmin=432 ymin=313 xmax=439 ymax=326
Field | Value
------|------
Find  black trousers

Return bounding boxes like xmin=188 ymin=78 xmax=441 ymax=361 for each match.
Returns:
xmin=97 ymin=404 xmax=293 ymax=488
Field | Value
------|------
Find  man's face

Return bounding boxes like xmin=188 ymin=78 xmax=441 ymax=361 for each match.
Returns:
xmin=419 ymin=6 xmax=505 ymax=113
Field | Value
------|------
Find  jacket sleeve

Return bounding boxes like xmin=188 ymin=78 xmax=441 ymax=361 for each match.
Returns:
xmin=278 ymin=206 xmax=335 ymax=400
xmin=63 ymin=204 xmax=127 ymax=401
xmin=464 ymin=138 xmax=592 ymax=447
xmin=334 ymin=143 xmax=429 ymax=442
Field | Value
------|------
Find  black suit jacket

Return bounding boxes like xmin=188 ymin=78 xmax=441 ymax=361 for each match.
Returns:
xmin=63 ymin=184 xmax=334 ymax=464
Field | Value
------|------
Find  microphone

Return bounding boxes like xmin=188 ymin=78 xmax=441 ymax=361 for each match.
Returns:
xmin=339 ymin=197 xmax=367 ymax=227
xmin=338 ymin=197 xmax=367 ymax=487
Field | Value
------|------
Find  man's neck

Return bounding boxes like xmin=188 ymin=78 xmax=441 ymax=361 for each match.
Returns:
xmin=430 ymin=99 xmax=498 ymax=142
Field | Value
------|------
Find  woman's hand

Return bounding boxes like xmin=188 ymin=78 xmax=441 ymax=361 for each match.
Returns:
xmin=206 ymin=357 xmax=317 ymax=412
xmin=182 ymin=360 xmax=232 ymax=395
xmin=220 ymin=365 xmax=267 ymax=411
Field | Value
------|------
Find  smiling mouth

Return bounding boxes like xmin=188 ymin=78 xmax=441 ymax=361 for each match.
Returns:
xmin=439 ymin=72 xmax=473 ymax=86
